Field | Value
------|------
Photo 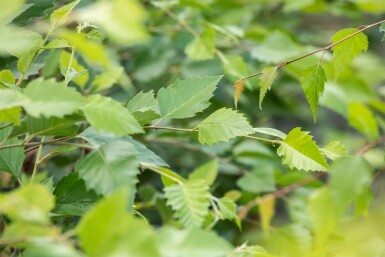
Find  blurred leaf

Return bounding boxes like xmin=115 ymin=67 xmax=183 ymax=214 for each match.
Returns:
xmin=16 ymin=36 xmax=43 ymax=74
xmin=164 ymin=179 xmax=211 ymax=227
xmin=259 ymin=195 xmax=275 ymax=237
xmin=77 ymin=189 xmax=161 ymax=257
xmin=145 ymin=165 xmax=185 ymax=187
xmin=330 ymin=156 xmax=372 ymax=215
xmin=157 ymin=76 xmax=222 ymax=119
xmin=331 ymin=28 xmax=368 ymax=78
xmin=237 ymin=165 xmax=276 ymax=193
xmin=259 ymin=66 xmax=278 ymax=109
xmin=380 ymin=23 xmax=385 ymax=41
xmin=227 ymin=244 xmax=267 ymax=257
xmin=0 ymin=184 xmax=54 ymax=224
xmin=0 ymin=27 xmax=41 ymax=56
xmin=0 ymin=126 xmax=25 ymax=179
xmin=50 ymin=0 xmax=81 ymax=29
xmin=321 ymin=141 xmax=348 ymax=160
xmin=354 ymin=186 xmax=372 ymax=217
xmin=233 ymin=79 xmax=244 ymax=109
xmin=253 ymin=127 xmax=287 ymax=139
xmin=91 ymin=66 xmax=123 ymax=92
xmin=0 ymin=0 xmax=25 ymax=25
xmin=157 ymin=226 xmax=232 ymax=257
xmin=81 ymin=95 xmax=143 ymax=136
xmin=44 ymin=39 xmax=71 ymax=49
xmin=60 ymin=50 xmax=88 ymax=88
xmin=348 ymin=102 xmax=378 ymax=139
xmin=277 ymin=127 xmax=329 ymax=172
xmin=217 ymin=197 xmax=240 ymax=227
xmin=24 ymin=115 xmax=80 ymax=136
xmin=188 ymin=159 xmax=218 ymax=186
xmin=185 ymin=28 xmax=216 ymax=60
xmin=75 ymin=141 xmax=139 ymax=196
xmin=1 ymin=222 xmax=60 ymax=245
xmin=77 ymin=0 xmax=149 ymax=45
xmin=54 ymin=173 xmax=100 ymax=216
xmin=23 ymin=243 xmax=85 ymax=257
xmin=301 ymin=64 xmax=327 ymax=122
xmin=0 ymin=107 xmax=22 ymax=125
xmin=197 ymin=108 xmax=253 ymax=145
xmin=23 ymin=79 xmax=85 ymax=118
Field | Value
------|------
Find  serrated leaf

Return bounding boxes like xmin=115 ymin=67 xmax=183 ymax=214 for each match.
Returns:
xmin=188 ymin=159 xmax=218 ymax=186
xmin=164 ymin=179 xmax=211 ymax=227
xmin=348 ymin=102 xmax=378 ymax=139
xmin=277 ymin=127 xmax=329 ymax=172
xmin=331 ymin=28 xmax=368 ymax=78
xmin=253 ymin=127 xmax=287 ymax=139
xmin=0 ymin=127 xmax=25 ymax=179
xmin=53 ymin=173 xmax=100 ymax=216
xmin=127 ymin=90 xmax=158 ymax=113
xmin=185 ymin=28 xmax=216 ymax=60
xmin=322 ymin=141 xmax=348 ymax=160
xmin=259 ymin=195 xmax=275 ymax=237
xmin=301 ymin=64 xmax=327 ymax=122
xmin=75 ymin=141 xmax=140 ymax=196
xmin=157 ymin=76 xmax=222 ymax=119
xmin=50 ymin=0 xmax=81 ymax=29
xmin=77 ymin=189 xmax=161 ymax=257
xmin=259 ymin=66 xmax=278 ymax=109
xmin=81 ymin=95 xmax=143 ymax=136
xmin=157 ymin=227 xmax=232 ymax=257
xmin=23 ymin=79 xmax=85 ymax=118
xmin=197 ymin=108 xmax=253 ymax=145
xmin=0 ymin=184 xmax=54 ymax=224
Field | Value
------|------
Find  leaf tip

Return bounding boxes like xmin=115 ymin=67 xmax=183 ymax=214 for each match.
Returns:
xmin=233 ymin=79 xmax=244 ymax=109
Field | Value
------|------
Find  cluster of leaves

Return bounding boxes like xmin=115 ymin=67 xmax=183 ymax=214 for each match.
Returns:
xmin=1 ymin=0 xmax=385 ymax=257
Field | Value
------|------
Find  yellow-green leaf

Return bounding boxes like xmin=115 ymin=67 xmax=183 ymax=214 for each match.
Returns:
xmin=185 ymin=28 xmax=216 ymax=60
xmin=348 ymin=102 xmax=378 ymax=139
xmin=259 ymin=66 xmax=278 ymax=109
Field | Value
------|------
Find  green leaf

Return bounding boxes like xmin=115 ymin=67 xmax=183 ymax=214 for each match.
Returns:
xmin=185 ymin=28 xmax=216 ymax=60
xmin=53 ymin=173 xmax=100 ymax=216
xmin=0 ymin=107 xmax=22 ymax=125
xmin=23 ymin=79 xmax=85 ymax=118
xmin=380 ymin=23 xmax=385 ymax=41
xmin=0 ymin=184 xmax=54 ymax=224
xmin=308 ymin=187 xmax=336 ymax=249
xmin=60 ymin=50 xmax=88 ymax=88
xmin=0 ymin=127 xmax=25 ymax=179
xmin=217 ymin=197 xmax=240 ymax=227
xmin=188 ymin=159 xmax=218 ymax=186
xmin=17 ymin=36 xmax=44 ymax=74
xmin=50 ymin=0 xmax=81 ymax=29
xmin=157 ymin=76 xmax=222 ymax=119
xmin=348 ymin=102 xmax=378 ymax=139
xmin=321 ymin=141 xmax=348 ymax=160
xmin=0 ymin=27 xmax=41 ymax=56
xmin=164 ymin=179 xmax=211 ymax=227
xmin=330 ymin=156 xmax=372 ymax=215
xmin=44 ymin=39 xmax=71 ymax=49
xmin=0 ymin=89 xmax=29 ymax=110
xmin=237 ymin=165 xmax=276 ymax=193
xmin=227 ymin=244 xmax=267 ymax=257
xmin=259 ymin=66 xmax=278 ymax=109
xmin=331 ymin=28 xmax=368 ymax=78
xmin=77 ymin=189 xmax=161 ymax=257
xmin=81 ymin=95 xmax=143 ymax=136
xmin=23 ymin=243 xmax=85 ymax=257
xmin=0 ymin=0 xmax=25 ymax=25
xmin=24 ymin=115 xmax=80 ymax=136
xmin=197 ymin=108 xmax=253 ymax=145
xmin=157 ymin=227 xmax=232 ymax=257
xmin=259 ymin=195 xmax=275 ymax=237
xmin=253 ymin=127 xmax=287 ymax=139
xmin=75 ymin=141 xmax=139 ymax=196
xmin=277 ymin=127 xmax=329 ymax=172
xmin=126 ymin=90 xmax=158 ymax=113
xmin=300 ymin=64 xmax=327 ymax=122
xmin=91 ymin=66 xmax=123 ymax=93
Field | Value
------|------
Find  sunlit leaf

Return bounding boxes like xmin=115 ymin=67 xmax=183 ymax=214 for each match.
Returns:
xmin=188 ymin=159 xmax=218 ymax=186
xmin=321 ymin=141 xmax=348 ymax=160
xmin=348 ymin=102 xmax=378 ymax=139
xmin=50 ymin=0 xmax=81 ymax=29
xmin=185 ymin=28 xmax=216 ymax=60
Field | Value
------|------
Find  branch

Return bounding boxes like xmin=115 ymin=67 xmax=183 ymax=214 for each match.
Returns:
xmin=240 ymin=19 xmax=385 ymax=82
xmin=0 ymin=137 xmax=95 ymax=151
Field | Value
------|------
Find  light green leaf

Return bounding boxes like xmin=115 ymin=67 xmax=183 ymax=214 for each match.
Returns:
xmin=188 ymin=159 xmax=218 ymax=186
xmin=44 ymin=39 xmax=71 ymax=49
xmin=227 ymin=244 xmax=267 ymax=257
xmin=0 ymin=0 xmax=24 ymax=25
xmin=237 ymin=165 xmax=276 ymax=193
xmin=0 ymin=27 xmax=41 ymax=56
xmin=0 ymin=70 xmax=15 ymax=85
xmin=132 ymin=110 xmax=160 ymax=125
xmin=81 ymin=95 xmax=143 ymax=136
xmin=17 ymin=36 xmax=43 ymax=74
xmin=217 ymin=197 xmax=240 ymax=227
xmin=157 ymin=227 xmax=232 ymax=257
xmin=348 ymin=102 xmax=378 ymax=139
xmin=259 ymin=195 xmax=275 ymax=237
xmin=91 ymin=66 xmax=123 ymax=92
xmin=77 ymin=0 xmax=149 ymax=45
xmin=197 ymin=108 xmax=253 ymax=145
xmin=60 ymin=50 xmax=88 ymax=88
xmin=157 ymin=76 xmax=222 ymax=119
xmin=331 ymin=28 xmax=368 ymax=78
xmin=77 ymin=189 xmax=161 ymax=257
xmin=50 ymin=0 xmax=81 ymax=29
xmin=1 ymin=222 xmax=60 ymax=245
xmin=126 ymin=90 xmax=158 ymax=113
xmin=0 ymin=107 xmax=22 ymax=125
xmin=301 ymin=64 xmax=327 ymax=122
xmin=164 ymin=179 xmax=211 ymax=227
xmin=259 ymin=66 xmax=278 ymax=109
xmin=0 ymin=126 xmax=25 ymax=179
xmin=321 ymin=140 xmax=348 ymax=160
xmin=23 ymin=79 xmax=85 ymax=118
xmin=23 ymin=243 xmax=85 ymax=257
xmin=308 ymin=187 xmax=336 ymax=249
xmin=253 ymin=127 xmax=287 ymax=139
xmin=0 ymin=184 xmax=54 ymax=224
xmin=75 ymin=141 xmax=139 ymax=196
xmin=185 ymin=28 xmax=216 ymax=60
xmin=53 ymin=173 xmax=100 ymax=216
xmin=330 ymin=156 xmax=372 ymax=215
xmin=277 ymin=127 xmax=329 ymax=172
xmin=144 ymin=165 xmax=185 ymax=187
xmin=0 ymin=89 xmax=29 ymax=110
xmin=24 ymin=115 xmax=80 ymax=136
